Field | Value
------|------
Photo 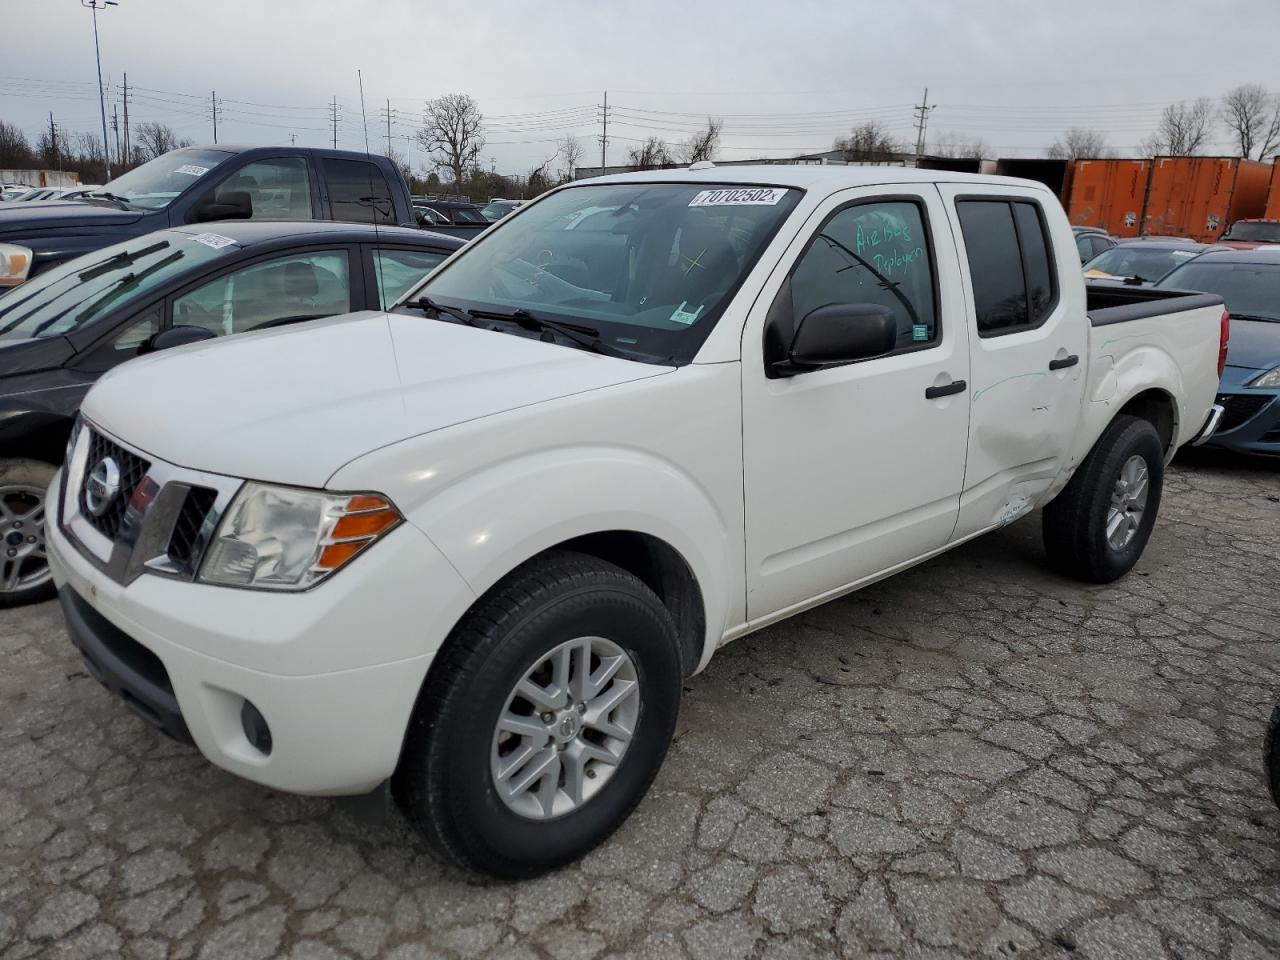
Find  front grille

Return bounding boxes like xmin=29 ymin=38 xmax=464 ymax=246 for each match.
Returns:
xmin=79 ymin=430 xmax=151 ymax=541
xmin=1216 ymin=393 xmax=1271 ymax=433
xmin=166 ymin=486 xmax=218 ymax=575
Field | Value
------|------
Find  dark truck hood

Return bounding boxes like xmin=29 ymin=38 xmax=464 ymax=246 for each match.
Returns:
xmin=1225 ymin=318 xmax=1280 ymax=372
xmin=0 ymin=202 xmax=146 ymax=238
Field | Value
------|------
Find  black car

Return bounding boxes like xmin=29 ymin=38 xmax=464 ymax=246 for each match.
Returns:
xmin=1072 ymin=226 xmax=1117 ymax=263
xmin=0 ymin=145 xmax=418 ymax=282
xmin=0 ymin=220 xmax=461 ymax=606
xmin=411 ymin=199 xmax=491 ymax=237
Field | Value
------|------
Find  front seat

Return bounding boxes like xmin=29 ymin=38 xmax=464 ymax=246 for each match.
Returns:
xmin=643 ymin=215 xmax=739 ymax=316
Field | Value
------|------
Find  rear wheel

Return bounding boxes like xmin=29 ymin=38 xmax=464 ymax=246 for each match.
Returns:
xmin=1042 ymin=415 xmax=1164 ymax=583
xmin=393 ymin=550 xmax=682 ymax=878
xmin=0 ymin=458 xmax=56 ymax=608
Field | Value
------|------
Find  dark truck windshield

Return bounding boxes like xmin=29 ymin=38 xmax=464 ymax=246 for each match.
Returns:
xmin=0 ymin=231 xmax=231 ymax=340
xmin=404 ymin=182 xmax=801 ymax=363
xmin=1157 ymin=259 xmax=1280 ymax=321
xmin=1220 ymin=221 xmax=1280 ymax=243
xmin=96 ymin=147 xmax=233 ymax=210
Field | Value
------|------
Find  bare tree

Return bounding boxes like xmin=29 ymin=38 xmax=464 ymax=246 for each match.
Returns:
xmin=1046 ymin=127 xmax=1110 ymax=160
xmin=1220 ymin=84 xmax=1280 ymax=160
xmin=526 ymin=156 xmax=556 ymax=196
xmin=834 ymin=121 xmax=901 ymax=162
xmin=0 ymin=120 xmax=35 ymax=169
xmin=557 ymin=135 xmax=584 ymax=181
xmin=1141 ymin=98 xmax=1215 ymax=157
xmin=930 ymin=131 xmax=991 ymax=159
xmin=416 ymin=93 xmax=485 ymax=191
xmin=133 ymin=122 xmax=192 ymax=161
xmin=677 ymin=118 xmax=723 ymax=164
xmin=627 ymin=136 xmax=673 ymax=170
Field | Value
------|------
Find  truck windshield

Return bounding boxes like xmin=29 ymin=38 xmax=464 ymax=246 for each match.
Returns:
xmin=0 ymin=232 xmax=230 ymax=340
xmin=96 ymin=148 xmax=233 ymax=211
xmin=403 ymin=182 xmax=801 ymax=364
xmin=1157 ymin=260 xmax=1280 ymax=321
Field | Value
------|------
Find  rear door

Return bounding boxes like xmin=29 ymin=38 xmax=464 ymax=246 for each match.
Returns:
xmin=936 ymin=185 xmax=1089 ymax=539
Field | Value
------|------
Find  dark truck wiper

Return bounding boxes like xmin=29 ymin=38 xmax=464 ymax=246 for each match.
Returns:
xmin=84 ymin=191 xmax=134 ymax=210
xmin=402 ymin=296 xmax=485 ymax=328
xmin=465 ymin=307 xmax=633 ymax=359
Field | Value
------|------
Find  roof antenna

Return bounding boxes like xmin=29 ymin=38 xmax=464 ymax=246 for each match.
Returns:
xmin=356 ymin=69 xmax=387 ymax=305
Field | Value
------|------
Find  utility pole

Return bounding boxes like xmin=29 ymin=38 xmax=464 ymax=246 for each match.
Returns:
xmin=385 ymin=98 xmax=392 ymax=156
xmin=598 ymin=90 xmax=609 ymax=175
xmin=111 ymin=104 xmax=120 ymax=168
xmin=912 ymin=87 xmax=935 ymax=163
xmin=330 ymin=96 xmax=340 ymax=149
xmin=82 ymin=0 xmax=117 ymax=181
xmin=289 ymin=134 xmax=297 ymax=146
xmin=121 ymin=72 xmax=129 ymax=166
xmin=49 ymin=113 xmax=61 ymax=177
xmin=211 ymin=90 xmax=220 ymax=144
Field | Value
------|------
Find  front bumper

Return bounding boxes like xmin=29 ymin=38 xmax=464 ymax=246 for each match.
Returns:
xmin=1203 ymin=386 xmax=1280 ymax=456
xmin=48 ymin=469 xmax=475 ymax=796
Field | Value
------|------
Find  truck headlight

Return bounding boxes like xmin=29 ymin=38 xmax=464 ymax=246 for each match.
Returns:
xmin=198 ymin=483 xmax=402 ymax=590
xmin=0 ymin=243 xmax=33 ymax=287
xmin=1247 ymin=366 xmax=1280 ymax=389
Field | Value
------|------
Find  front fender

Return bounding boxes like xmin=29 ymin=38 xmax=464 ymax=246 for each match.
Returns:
xmin=337 ymin=444 xmax=736 ymax=671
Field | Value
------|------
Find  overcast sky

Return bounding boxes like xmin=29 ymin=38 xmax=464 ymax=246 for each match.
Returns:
xmin=4 ymin=0 xmax=1280 ymax=177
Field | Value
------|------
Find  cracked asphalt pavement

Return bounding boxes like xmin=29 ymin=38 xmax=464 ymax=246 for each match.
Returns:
xmin=1 ymin=450 xmax=1278 ymax=960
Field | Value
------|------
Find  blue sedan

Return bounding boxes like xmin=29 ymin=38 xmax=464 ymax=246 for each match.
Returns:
xmin=1157 ymin=248 xmax=1280 ymax=456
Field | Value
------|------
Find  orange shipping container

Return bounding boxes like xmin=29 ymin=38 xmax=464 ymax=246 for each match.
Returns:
xmin=1142 ymin=156 xmax=1271 ymax=241
xmin=1264 ymin=158 xmax=1280 ymax=220
xmin=1065 ymin=159 xmax=1151 ymax=237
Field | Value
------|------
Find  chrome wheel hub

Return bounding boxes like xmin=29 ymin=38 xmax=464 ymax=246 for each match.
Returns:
xmin=1106 ymin=454 xmax=1149 ymax=551
xmin=0 ymin=484 xmax=48 ymax=593
xmin=491 ymin=636 xmax=640 ymax=820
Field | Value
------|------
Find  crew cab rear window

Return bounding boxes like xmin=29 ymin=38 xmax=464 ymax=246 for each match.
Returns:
xmin=788 ymin=199 xmax=938 ymax=353
xmin=322 ymin=158 xmax=396 ymax=225
xmin=957 ymin=199 xmax=1058 ymax=336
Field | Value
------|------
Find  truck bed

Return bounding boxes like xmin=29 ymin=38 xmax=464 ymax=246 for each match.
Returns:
xmin=1086 ymin=283 xmax=1223 ymax=326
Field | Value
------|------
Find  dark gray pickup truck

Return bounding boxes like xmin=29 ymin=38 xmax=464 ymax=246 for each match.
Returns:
xmin=0 ymin=145 xmax=416 ymax=283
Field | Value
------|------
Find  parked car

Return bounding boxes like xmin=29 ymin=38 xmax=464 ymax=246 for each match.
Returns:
xmin=481 ymin=199 xmax=523 ymax=222
xmin=1083 ymin=238 xmax=1218 ymax=285
xmin=410 ymin=200 xmax=491 ymax=239
xmin=1072 ymin=225 xmax=1116 ymax=263
xmin=1 ymin=184 xmax=36 ymax=202
xmin=48 ymin=167 xmax=1225 ymax=878
xmin=1217 ymin=218 xmax=1280 ymax=249
xmin=1157 ymin=247 xmax=1280 ymax=455
xmin=0 ymin=221 xmax=461 ymax=606
xmin=0 ymin=145 xmax=417 ymax=285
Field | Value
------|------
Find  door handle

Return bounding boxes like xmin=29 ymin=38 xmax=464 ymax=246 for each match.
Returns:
xmin=1049 ymin=354 xmax=1079 ymax=371
xmin=925 ymin=379 xmax=967 ymax=399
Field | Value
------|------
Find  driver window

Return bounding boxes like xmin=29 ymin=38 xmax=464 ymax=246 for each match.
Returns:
xmin=172 ymin=251 xmax=350 ymax=337
xmin=213 ymin=158 xmax=314 ymax=220
xmin=788 ymin=200 xmax=939 ymax=352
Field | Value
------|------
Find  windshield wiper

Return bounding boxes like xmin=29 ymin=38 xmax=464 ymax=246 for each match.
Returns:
xmin=402 ymin=296 xmax=485 ymax=327
xmin=465 ymin=307 xmax=633 ymax=358
xmin=78 ymin=240 xmax=169 ymax=281
xmin=1228 ymin=312 xmax=1280 ymax=323
xmin=84 ymin=191 xmax=133 ymax=210
xmin=37 ymin=250 xmax=185 ymax=335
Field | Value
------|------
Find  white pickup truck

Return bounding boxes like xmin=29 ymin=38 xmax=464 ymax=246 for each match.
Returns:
xmin=47 ymin=166 xmax=1228 ymax=878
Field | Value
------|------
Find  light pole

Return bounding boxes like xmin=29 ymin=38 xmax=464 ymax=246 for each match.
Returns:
xmin=83 ymin=0 xmax=117 ymax=182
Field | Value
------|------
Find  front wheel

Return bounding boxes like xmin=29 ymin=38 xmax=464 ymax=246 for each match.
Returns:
xmin=1042 ymin=415 xmax=1164 ymax=584
xmin=393 ymin=550 xmax=682 ymax=878
xmin=0 ymin=458 xmax=57 ymax=608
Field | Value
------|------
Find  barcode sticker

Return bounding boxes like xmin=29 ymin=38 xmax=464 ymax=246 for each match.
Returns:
xmin=688 ymin=187 xmax=786 ymax=207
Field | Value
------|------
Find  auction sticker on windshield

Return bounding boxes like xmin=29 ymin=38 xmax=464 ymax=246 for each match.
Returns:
xmin=175 ymin=164 xmax=210 ymax=177
xmin=689 ymin=187 xmax=787 ymax=207
xmin=190 ymin=233 xmax=238 ymax=249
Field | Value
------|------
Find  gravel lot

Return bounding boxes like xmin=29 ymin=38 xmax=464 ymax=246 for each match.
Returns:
xmin=1 ymin=451 xmax=1277 ymax=960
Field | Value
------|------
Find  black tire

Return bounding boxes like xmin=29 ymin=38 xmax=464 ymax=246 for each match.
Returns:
xmin=0 ymin=458 xmax=57 ymax=609
xmin=393 ymin=550 xmax=682 ymax=878
xmin=1042 ymin=415 xmax=1164 ymax=584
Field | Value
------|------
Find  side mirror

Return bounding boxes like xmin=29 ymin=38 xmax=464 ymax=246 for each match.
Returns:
xmin=189 ymin=189 xmax=252 ymax=223
xmin=773 ymin=303 xmax=898 ymax=375
xmin=143 ymin=324 xmax=217 ymax=353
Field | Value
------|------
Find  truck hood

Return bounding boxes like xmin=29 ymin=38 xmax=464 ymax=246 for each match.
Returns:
xmin=0 ymin=201 xmax=145 ymax=237
xmin=82 ymin=310 xmax=673 ymax=487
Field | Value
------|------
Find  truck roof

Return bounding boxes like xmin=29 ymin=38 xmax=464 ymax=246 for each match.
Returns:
xmin=586 ymin=163 xmax=1054 ymax=193
xmin=165 ymin=220 xmax=461 ymax=249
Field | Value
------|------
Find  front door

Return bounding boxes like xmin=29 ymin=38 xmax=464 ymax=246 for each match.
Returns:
xmin=937 ymin=185 xmax=1089 ymax=539
xmin=741 ymin=186 xmax=972 ymax=621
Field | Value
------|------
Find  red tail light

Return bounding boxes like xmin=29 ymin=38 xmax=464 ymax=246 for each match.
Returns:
xmin=1218 ymin=309 xmax=1230 ymax=379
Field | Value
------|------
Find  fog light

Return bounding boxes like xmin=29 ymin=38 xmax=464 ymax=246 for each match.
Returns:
xmin=240 ymin=699 xmax=272 ymax=755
